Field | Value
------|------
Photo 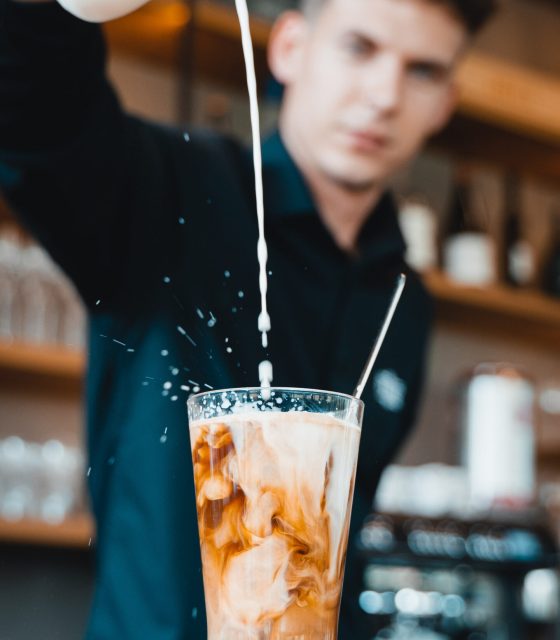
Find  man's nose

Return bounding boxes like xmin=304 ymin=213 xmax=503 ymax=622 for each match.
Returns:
xmin=364 ymin=55 xmax=403 ymax=116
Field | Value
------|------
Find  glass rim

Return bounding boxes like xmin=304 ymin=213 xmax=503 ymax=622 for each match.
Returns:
xmin=187 ymin=386 xmax=364 ymax=409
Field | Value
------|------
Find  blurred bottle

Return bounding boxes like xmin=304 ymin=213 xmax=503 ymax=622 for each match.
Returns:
xmin=442 ymin=167 xmax=497 ymax=286
xmin=543 ymin=206 xmax=560 ymax=297
xmin=0 ymin=228 xmax=22 ymax=340
xmin=19 ymin=245 xmax=60 ymax=344
xmin=58 ymin=286 xmax=86 ymax=349
xmin=0 ymin=436 xmax=34 ymax=521
xmin=522 ymin=569 xmax=559 ymax=624
xmin=398 ymin=196 xmax=438 ymax=272
xmin=38 ymin=439 xmax=84 ymax=523
xmin=502 ymin=173 xmax=535 ymax=287
xmin=0 ymin=229 xmax=85 ymax=349
xmin=0 ymin=435 xmax=85 ymax=523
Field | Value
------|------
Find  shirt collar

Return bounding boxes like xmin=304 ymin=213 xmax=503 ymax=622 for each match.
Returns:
xmin=260 ymin=131 xmax=406 ymax=265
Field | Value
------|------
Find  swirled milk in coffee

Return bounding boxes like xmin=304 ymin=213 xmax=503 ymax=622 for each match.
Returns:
xmin=190 ymin=411 xmax=360 ymax=639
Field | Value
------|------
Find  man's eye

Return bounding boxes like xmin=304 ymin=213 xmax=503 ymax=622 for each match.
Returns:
xmin=344 ymin=38 xmax=373 ymax=57
xmin=409 ymin=63 xmax=446 ymax=82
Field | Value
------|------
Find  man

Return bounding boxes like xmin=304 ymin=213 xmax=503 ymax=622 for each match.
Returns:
xmin=0 ymin=0 xmax=495 ymax=637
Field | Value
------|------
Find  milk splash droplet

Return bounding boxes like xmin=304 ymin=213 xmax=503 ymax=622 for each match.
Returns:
xmin=258 ymin=360 xmax=273 ymax=400
xmin=258 ymin=311 xmax=271 ymax=349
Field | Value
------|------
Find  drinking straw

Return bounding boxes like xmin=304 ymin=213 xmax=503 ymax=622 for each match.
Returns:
xmin=353 ymin=273 xmax=407 ymax=400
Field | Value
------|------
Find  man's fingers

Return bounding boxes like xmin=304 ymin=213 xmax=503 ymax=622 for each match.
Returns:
xmin=57 ymin=0 xmax=150 ymax=22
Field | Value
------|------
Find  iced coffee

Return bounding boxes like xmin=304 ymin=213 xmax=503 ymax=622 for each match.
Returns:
xmin=187 ymin=388 xmax=363 ymax=639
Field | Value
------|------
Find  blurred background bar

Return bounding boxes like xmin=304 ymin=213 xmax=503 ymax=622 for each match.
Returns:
xmin=1 ymin=0 xmax=560 ymax=638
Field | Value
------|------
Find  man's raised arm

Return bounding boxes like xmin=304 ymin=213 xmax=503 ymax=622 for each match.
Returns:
xmin=0 ymin=0 xmax=137 ymax=307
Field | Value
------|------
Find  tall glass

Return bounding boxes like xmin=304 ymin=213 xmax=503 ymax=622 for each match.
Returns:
xmin=187 ymin=387 xmax=364 ymax=640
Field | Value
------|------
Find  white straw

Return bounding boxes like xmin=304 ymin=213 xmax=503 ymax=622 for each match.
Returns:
xmin=353 ymin=273 xmax=407 ymax=400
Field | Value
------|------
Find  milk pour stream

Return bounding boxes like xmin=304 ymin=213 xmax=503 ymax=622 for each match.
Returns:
xmin=233 ymin=0 xmax=273 ymax=391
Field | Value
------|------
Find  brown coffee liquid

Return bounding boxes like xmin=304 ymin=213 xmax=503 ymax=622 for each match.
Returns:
xmin=190 ymin=412 xmax=360 ymax=639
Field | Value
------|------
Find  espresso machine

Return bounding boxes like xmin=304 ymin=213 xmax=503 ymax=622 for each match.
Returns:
xmin=352 ymin=511 xmax=558 ymax=640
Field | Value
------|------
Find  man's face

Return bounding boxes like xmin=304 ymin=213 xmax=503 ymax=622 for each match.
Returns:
xmin=271 ymin=0 xmax=468 ymax=190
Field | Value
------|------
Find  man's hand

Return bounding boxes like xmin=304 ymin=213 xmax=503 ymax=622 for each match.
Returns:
xmin=12 ymin=0 xmax=152 ymax=21
xmin=57 ymin=0 xmax=151 ymax=22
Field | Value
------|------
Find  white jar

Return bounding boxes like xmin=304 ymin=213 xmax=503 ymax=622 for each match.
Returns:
xmin=398 ymin=200 xmax=438 ymax=271
xmin=461 ymin=363 xmax=535 ymax=511
xmin=443 ymin=233 xmax=497 ymax=285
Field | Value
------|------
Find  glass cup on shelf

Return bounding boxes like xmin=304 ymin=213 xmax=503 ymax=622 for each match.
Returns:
xmin=19 ymin=245 xmax=61 ymax=345
xmin=37 ymin=440 xmax=85 ymax=524
xmin=0 ymin=436 xmax=36 ymax=521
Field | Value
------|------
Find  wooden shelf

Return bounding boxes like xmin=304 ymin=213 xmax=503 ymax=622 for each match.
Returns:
xmin=0 ymin=514 xmax=94 ymax=549
xmin=424 ymin=270 xmax=560 ymax=347
xmin=456 ymin=52 xmax=560 ymax=147
xmin=0 ymin=341 xmax=84 ymax=380
xmin=425 ymin=270 xmax=560 ymax=326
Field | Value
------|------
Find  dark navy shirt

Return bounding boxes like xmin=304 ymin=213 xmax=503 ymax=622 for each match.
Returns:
xmin=0 ymin=2 xmax=432 ymax=637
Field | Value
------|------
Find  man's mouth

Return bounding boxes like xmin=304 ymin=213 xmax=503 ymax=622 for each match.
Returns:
xmin=344 ymin=129 xmax=390 ymax=153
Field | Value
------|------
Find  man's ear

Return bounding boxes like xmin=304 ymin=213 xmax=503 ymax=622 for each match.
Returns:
xmin=267 ymin=11 xmax=309 ymax=86
xmin=429 ymin=82 xmax=459 ymax=135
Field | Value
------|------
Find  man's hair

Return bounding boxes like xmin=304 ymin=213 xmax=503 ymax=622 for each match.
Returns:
xmin=300 ymin=0 xmax=498 ymax=35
